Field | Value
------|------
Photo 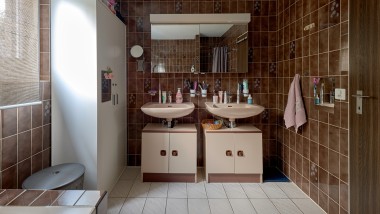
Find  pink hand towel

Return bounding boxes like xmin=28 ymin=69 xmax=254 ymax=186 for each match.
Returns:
xmin=284 ymin=74 xmax=307 ymax=132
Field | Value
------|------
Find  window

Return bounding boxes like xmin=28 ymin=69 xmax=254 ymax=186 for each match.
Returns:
xmin=0 ymin=0 xmax=40 ymax=108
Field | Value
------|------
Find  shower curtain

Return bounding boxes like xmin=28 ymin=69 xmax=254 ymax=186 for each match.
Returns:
xmin=212 ymin=46 xmax=228 ymax=73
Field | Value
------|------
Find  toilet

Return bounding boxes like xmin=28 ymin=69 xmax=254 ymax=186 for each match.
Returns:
xmin=22 ymin=163 xmax=85 ymax=190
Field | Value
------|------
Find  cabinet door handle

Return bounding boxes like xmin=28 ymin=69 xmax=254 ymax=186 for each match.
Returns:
xmin=226 ymin=150 xmax=232 ymax=156
xmin=116 ymin=94 xmax=119 ymax=105
xmin=112 ymin=94 xmax=115 ymax=105
xmin=237 ymin=150 xmax=244 ymax=157
xmin=160 ymin=150 xmax=166 ymax=156
xmin=172 ymin=150 xmax=178 ymax=156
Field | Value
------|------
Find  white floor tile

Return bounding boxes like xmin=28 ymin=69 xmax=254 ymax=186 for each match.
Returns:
xmin=187 ymin=182 xmax=207 ymax=198
xmin=276 ymin=183 xmax=308 ymax=199
xmin=205 ymin=183 xmax=227 ymax=198
xmin=271 ymin=199 xmax=303 ymax=214
xmin=168 ymin=183 xmax=187 ymax=198
xmin=229 ymin=199 xmax=257 ymax=214
xmin=259 ymin=183 xmax=288 ymax=199
xmin=120 ymin=198 xmax=146 ymax=214
xmin=208 ymin=199 xmax=234 ymax=214
xmin=166 ymin=199 xmax=188 ymax=214
xmin=223 ymin=183 xmax=247 ymax=198
xmin=120 ymin=167 xmax=141 ymax=180
xmin=241 ymin=183 xmax=268 ymax=199
xmin=188 ymin=199 xmax=210 ymax=214
xmin=292 ymin=199 xmax=326 ymax=214
xmin=110 ymin=180 xmax=134 ymax=198
xmin=107 ymin=198 xmax=126 ymax=214
xmin=147 ymin=183 xmax=168 ymax=198
xmin=142 ymin=198 xmax=167 ymax=214
xmin=129 ymin=182 xmax=151 ymax=198
xmin=250 ymin=199 xmax=279 ymax=214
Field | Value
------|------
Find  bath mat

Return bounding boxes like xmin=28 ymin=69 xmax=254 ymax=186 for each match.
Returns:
xmin=263 ymin=167 xmax=290 ymax=182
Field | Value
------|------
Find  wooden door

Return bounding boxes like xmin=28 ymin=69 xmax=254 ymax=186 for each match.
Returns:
xmin=168 ymin=133 xmax=197 ymax=173
xmin=234 ymin=133 xmax=263 ymax=174
xmin=141 ymin=133 xmax=169 ymax=173
xmin=350 ymin=0 xmax=380 ymax=213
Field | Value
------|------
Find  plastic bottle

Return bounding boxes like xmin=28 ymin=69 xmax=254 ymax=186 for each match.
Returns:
xmin=176 ymin=88 xmax=183 ymax=103
xmin=247 ymin=94 xmax=253 ymax=104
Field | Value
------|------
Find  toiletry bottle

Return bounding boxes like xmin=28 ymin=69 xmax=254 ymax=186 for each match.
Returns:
xmin=218 ymin=91 xmax=223 ymax=103
xmin=320 ymin=83 xmax=324 ymax=104
xmin=162 ymin=91 xmax=167 ymax=104
xmin=247 ymin=94 xmax=253 ymax=104
xmin=158 ymin=83 xmax=162 ymax=103
xmin=237 ymin=83 xmax=240 ymax=104
xmin=168 ymin=91 xmax=172 ymax=103
xmin=176 ymin=88 xmax=183 ymax=103
xmin=243 ymin=79 xmax=249 ymax=97
xmin=315 ymin=94 xmax=320 ymax=105
xmin=213 ymin=91 xmax=218 ymax=104
xmin=224 ymin=91 xmax=228 ymax=104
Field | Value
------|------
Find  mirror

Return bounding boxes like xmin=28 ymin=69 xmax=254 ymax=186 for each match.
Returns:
xmin=150 ymin=14 xmax=250 ymax=73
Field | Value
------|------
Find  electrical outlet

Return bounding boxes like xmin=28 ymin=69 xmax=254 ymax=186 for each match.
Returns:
xmin=335 ymin=88 xmax=346 ymax=100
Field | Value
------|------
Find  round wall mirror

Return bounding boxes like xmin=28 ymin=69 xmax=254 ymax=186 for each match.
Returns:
xmin=130 ymin=45 xmax=144 ymax=58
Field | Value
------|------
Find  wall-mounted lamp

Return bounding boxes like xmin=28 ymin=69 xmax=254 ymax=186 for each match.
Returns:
xmin=130 ymin=45 xmax=144 ymax=72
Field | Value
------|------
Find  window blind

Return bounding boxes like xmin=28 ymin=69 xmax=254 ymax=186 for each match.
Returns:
xmin=0 ymin=0 xmax=40 ymax=108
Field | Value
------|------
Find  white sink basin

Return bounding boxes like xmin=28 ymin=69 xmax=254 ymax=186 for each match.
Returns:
xmin=141 ymin=102 xmax=195 ymax=121
xmin=205 ymin=102 xmax=265 ymax=121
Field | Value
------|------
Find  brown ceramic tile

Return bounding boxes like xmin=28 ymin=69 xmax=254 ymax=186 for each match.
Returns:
xmin=32 ymin=104 xmax=43 ymax=128
xmin=43 ymin=125 xmax=51 ymax=149
xmin=40 ymin=52 xmax=50 ymax=81
xmin=328 ymin=174 xmax=339 ymax=203
xmin=340 ymin=154 xmax=348 ymax=183
xmin=18 ymin=131 xmax=31 ymax=161
xmin=40 ymin=29 xmax=50 ymax=53
xmin=32 ymin=127 xmax=43 ymax=155
xmin=340 ymin=128 xmax=348 ymax=156
xmin=329 ymin=199 xmax=340 ymax=214
xmin=40 ymin=4 xmax=50 ymax=29
xmin=319 ymin=29 xmax=328 ymax=54
xmin=340 ymin=181 xmax=349 ymax=211
xmin=9 ymin=190 xmax=44 ymax=206
xmin=2 ymin=165 xmax=17 ymax=189
xmin=318 ymin=167 xmax=328 ymax=194
xmin=329 ymin=149 xmax=339 ymax=178
xmin=2 ymin=135 xmax=17 ymax=169
xmin=328 ymin=125 xmax=339 ymax=152
xmin=318 ymin=145 xmax=328 ymax=171
xmin=17 ymin=158 xmax=31 ymax=189
xmin=2 ymin=108 xmax=17 ymax=138
xmin=42 ymin=100 xmax=51 ymax=125
xmin=18 ymin=106 xmax=31 ymax=133
xmin=0 ymin=189 xmax=24 ymax=205
xmin=42 ymin=149 xmax=51 ymax=169
xmin=32 ymin=153 xmax=43 ymax=174
xmin=31 ymin=190 xmax=64 ymax=206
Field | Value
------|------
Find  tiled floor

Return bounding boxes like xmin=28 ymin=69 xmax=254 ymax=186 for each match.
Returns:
xmin=108 ymin=167 xmax=326 ymax=214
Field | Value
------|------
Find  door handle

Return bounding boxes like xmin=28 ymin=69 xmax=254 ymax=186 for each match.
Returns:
xmin=160 ymin=150 xmax=166 ymax=156
xmin=116 ymin=94 xmax=119 ymax=105
xmin=172 ymin=150 xmax=178 ymax=156
xmin=353 ymin=90 xmax=371 ymax=115
xmin=112 ymin=94 xmax=115 ymax=105
xmin=237 ymin=150 xmax=244 ymax=157
xmin=226 ymin=150 xmax=232 ymax=156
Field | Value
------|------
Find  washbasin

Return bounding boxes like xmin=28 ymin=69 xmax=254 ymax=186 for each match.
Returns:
xmin=141 ymin=102 xmax=195 ymax=123
xmin=205 ymin=102 xmax=265 ymax=127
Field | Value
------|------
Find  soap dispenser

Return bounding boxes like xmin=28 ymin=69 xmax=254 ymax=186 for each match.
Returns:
xmin=247 ymin=94 xmax=253 ymax=104
xmin=176 ymin=88 xmax=183 ymax=103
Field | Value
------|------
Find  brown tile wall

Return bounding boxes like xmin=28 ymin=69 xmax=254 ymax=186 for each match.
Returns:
xmin=122 ymin=0 xmax=278 ymax=167
xmin=0 ymin=1 xmax=51 ymax=189
xmin=276 ymin=0 xmax=349 ymax=213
